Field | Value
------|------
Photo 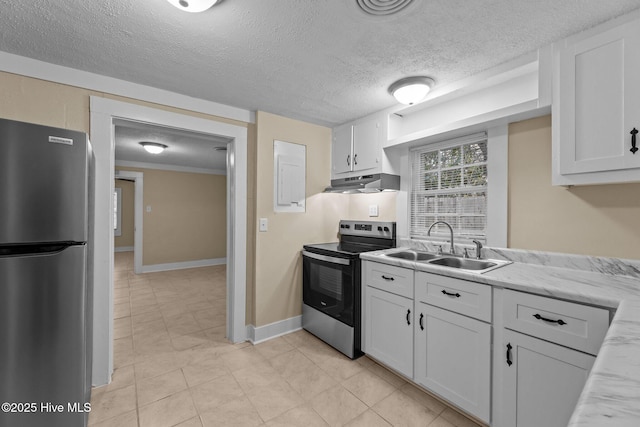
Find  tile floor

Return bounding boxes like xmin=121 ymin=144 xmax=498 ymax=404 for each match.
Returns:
xmin=89 ymin=252 xmax=484 ymax=427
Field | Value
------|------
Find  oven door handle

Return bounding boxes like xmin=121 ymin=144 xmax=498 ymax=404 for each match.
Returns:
xmin=302 ymin=250 xmax=351 ymax=266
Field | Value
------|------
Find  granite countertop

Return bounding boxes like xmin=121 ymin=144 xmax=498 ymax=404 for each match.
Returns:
xmin=359 ymin=244 xmax=640 ymax=427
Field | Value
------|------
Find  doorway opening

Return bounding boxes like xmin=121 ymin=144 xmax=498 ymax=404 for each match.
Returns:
xmin=90 ymin=97 xmax=247 ymax=386
xmin=114 ymin=170 xmax=143 ymax=274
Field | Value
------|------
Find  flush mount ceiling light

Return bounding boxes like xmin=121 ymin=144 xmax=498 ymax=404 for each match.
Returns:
xmin=140 ymin=142 xmax=168 ymax=154
xmin=388 ymin=76 xmax=435 ymax=105
xmin=166 ymin=0 xmax=219 ymax=13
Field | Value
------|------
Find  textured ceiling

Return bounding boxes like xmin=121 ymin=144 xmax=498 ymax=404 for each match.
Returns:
xmin=1 ymin=0 xmax=640 ymax=127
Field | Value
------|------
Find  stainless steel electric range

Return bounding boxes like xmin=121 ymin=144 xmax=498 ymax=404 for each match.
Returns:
xmin=302 ymin=220 xmax=396 ymax=359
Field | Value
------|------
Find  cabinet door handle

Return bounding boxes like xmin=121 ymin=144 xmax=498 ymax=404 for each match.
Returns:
xmin=506 ymin=343 xmax=513 ymax=367
xmin=631 ymin=128 xmax=638 ymax=154
xmin=533 ymin=313 xmax=567 ymax=326
xmin=406 ymin=309 xmax=411 ymax=325
xmin=419 ymin=313 xmax=424 ymax=331
xmin=354 ymin=153 xmax=358 ymax=165
xmin=381 ymin=275 xmax=395 ymax=281
xmin=347 ymin=154 xmax=351 ymax=166
xmin=441 ymin=289 xmax=461 ymax=298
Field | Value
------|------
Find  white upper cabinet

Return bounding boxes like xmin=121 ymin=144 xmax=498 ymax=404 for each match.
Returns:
xmin=553 ymin=13 xmax=640 ymax=185
xmin=331 ymin=124 xmax=353 ymax=175
xmin=351 ymin=119 xmax=380 ymax=173
xmin=332 ymin=117 xmax=381 ymax=177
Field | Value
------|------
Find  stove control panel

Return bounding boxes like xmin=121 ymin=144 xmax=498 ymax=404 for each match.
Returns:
xmin=339 ymin=220 xmax=395 ymax=239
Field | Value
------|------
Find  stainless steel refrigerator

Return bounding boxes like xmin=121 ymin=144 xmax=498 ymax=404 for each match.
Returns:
xmin=0 ymin=118 xmax=93 ymax=427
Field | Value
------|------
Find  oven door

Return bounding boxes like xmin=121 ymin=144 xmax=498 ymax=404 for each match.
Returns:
xmin=302 ymin=250 xmax=355 ymax=326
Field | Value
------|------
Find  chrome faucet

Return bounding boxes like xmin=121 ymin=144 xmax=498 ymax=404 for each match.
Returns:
xmin=427 ymin=221 xmax=455 ymax=255
xmin=472 ymin=239 xmax=483 ymax=259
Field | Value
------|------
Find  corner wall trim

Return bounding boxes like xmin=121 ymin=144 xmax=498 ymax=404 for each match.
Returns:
xmin=140 ymin=258 xmax=226 ymax=273
xmin=247 ymin=316 xmax=303 ymax=345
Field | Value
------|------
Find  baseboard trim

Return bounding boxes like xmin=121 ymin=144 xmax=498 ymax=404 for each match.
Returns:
xmin=141 ymin=257 xmax=226 ymax=273
xmin=247 ymin=315 xmax=302 ymax=345
xmin=114 ymin=246 xmax=134 ymax=253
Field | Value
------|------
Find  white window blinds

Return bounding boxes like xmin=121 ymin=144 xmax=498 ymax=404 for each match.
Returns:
xmin=410 ymin=133 xmax=488 ymax=241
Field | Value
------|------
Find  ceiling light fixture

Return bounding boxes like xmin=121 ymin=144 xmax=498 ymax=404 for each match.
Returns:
xmin=388 ymin=76 xmax=435 ymax=105
xmin=166 ymin=0 xmax=219 ymax=13
xmin=140 ymin=142 xmax=168 ymax=154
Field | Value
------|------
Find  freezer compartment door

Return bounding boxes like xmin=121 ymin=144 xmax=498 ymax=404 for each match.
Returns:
xmin=0 ymin=245 xmax=90 ymax=427
xmin=0 ymin=118 xmax=89 ymax=244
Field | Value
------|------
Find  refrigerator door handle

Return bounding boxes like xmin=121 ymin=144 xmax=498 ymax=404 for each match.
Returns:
xmin=0 ymin=242 xmax=85 ymax=257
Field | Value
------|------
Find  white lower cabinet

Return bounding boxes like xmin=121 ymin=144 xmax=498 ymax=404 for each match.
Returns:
xmin=414 ymin=302 xmax=491 ymax=423
xmin=362 ymin=262 xmax=610 ymax=427
xmin=364 ymin=286 xmax=414 ymax=378
xmin=495 ymin=289 xmax=607 ymax=427
xmin=501 ymin=329 xmax=595 ymax=427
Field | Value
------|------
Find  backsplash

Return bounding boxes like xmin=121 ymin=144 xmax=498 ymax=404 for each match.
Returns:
xmin=398 ymin=238 xmax=640 ymax=280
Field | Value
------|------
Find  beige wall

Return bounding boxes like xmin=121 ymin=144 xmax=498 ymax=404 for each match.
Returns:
xmin=253 ymin=111 xmax=348 ymax=327
xmin=0 ymin=68 xmax=395 ymax=331
xmin=0 ymin=69 xmax=256 ymax=320
xmin=116 ymin=167 xmax=227 ymax=265
xmin=13 ymin=64 xmax=639 ymax=334
xmin=508 ymin=115 xmax=640 ymax=259
xmin=347 ymin=192 xmax=397 ymax=221
xmin=114 ymin=179 xmax=135 ymax=248
xmin=0 ymin=71 xmax=247 ymax=133
xmin=252 ymin=111 xmax=399 ymax=326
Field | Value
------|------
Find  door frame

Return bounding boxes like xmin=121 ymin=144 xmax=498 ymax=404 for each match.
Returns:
xmin=90 ymin=97 xmax=248 ymax=386
xmin=114 ymin=170 xmax=143 ymax=274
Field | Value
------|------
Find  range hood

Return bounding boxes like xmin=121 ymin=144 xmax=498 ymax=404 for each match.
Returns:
xmin=324 ymin=173 xmax=400 ymax=193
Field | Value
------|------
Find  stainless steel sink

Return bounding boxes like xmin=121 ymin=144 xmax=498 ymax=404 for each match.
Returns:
xmin=426 ymin=256 xmax=511 ymax=273
xmin=382 ymin=250 xmax=511 ymax=273
xmin=429 ymin=257 xmax=497 ymax=270
xmin=384 ymin=250 xmax=440 ymax=261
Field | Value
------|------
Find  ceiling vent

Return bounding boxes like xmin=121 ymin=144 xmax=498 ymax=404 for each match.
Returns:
xmin=355 ymin=0 xmax=415 ymax=16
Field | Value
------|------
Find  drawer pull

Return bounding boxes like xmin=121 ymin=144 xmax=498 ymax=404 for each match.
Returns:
xmin=533 ymin=313 xmax=567 ymax=326
xmin=406 ymin=309 xmax=411 ymax=325
xmin=506 ymin=343 xmax=513 ymax=366
xmin=419 ymin=313 xmax=424 ymax=331
xmin=441 ymin=289 xmax=461 ymax=298
xmin=381 ymin=275 xmax=395 ymax=281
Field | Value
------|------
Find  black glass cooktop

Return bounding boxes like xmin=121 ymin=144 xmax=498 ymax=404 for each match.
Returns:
xmin=303 ymin=241 xmax=389 ymax=257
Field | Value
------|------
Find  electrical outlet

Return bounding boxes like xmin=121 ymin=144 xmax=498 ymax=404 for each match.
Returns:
xmin=369 ymin=204 xmax=379 ymax=217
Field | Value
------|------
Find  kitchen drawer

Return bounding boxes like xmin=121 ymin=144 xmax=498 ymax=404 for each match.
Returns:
xmin=415 ymin=272 xmax=492 ymax=322
xmin=503 ymin=289 xmax=609 ymax=355
xmin=365 ymin=261 xmax=413 ymax=299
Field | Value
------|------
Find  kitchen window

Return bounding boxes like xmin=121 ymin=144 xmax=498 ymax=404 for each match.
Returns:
xmin=410 ymin=133 xmax=488 ymax=242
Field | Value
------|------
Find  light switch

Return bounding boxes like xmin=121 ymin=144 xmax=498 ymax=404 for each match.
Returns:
xmin=146 ymin=205 xmax=152 ymax=213
xmin=369 ymin=204 xmax=379 ymax=217
xmin=259 ymin=218 xmax=268 ymax=232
